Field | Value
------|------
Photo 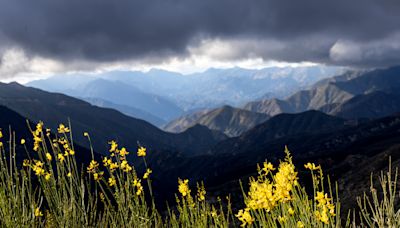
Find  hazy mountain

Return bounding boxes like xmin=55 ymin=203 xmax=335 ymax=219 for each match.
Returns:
xmin=27 ymin=74 xmax=96 ymax=93
xmin=82 ymin=97 xmax=166 ymax=127
xmin=67 ymin=79 xmax=183 ymax=121
xmin=0 ymin=82 xmax=224 ymax=156
xmin=27 ymin=66 xmax=342 ymax=112
xmin=28 ymin=77 xmax=183 ymax=123
xmin=164 ymin=105 xmax=270 ymax=137
xmin=243 ymin=66 xmax=400 ymax=118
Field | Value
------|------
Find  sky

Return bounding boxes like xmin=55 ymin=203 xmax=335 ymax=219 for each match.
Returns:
xmin=0 ymin=0 xmax=399 ymax=82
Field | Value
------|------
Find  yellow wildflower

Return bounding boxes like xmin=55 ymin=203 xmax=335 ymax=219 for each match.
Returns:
xmin=0 ymin=142 xmax=3 ymax=148
xmin=33 ymin=136 xmax=42 ymax=152
xmin=93 ymin=171 xmax=104 ymax=181
xmin=69 ymin=149 xmax=75 ymax=156
xmin=62 ymin=142 xmax=69 ymax=149
xmin=87 ymin=160 xmax=99 ymax=173
xmin=21 ymin=139 xmax=25 ymax=145
xmin=133 ymin=177 xmax=142 ymax=188
xmin=103 ymin=157 xmax=112 ymax=167
xmin=23 ymin=159 xmax=30 ymax=167
xmin=108 ymin=177 xmax=116 ymax=187
xmin=57 ymin=124 xmax=70 ymax=134
xmin=236 ymin=208 xmax=254 ymax=227
xmin=304 ymin=162 xmax=320 ymax=171
xmin=136 ymin=183 xmax=144 ymax=195
xmin=120 ymin=160 xmax=133 ymax=172
xmin=137 ymin=146 xmax=146 ymax=157
xmin=31 ymin=122 xmax=43 ymax=151
xmin=67 ymin=172 xmax=72 ymax=177
xmin=297 ymin=221 xmax=304 ymax=228
xmin=32 ymin=160 xmax=45 ymax=176
xmin=178 ymin=178 xmax=190 ymax=197
xmin=57 ymin=154 xmax=65 ymax=163
xmin=46 ymin=153 xmax=52 ymax=161
xmin=45 ymin=172 xmax=51 ymax=181
xmin=0 ymin=129 xmax=2 ymax=138
xmin=274 ymin=160 xmax=297 ymax=203
xmin=109 ymin=162 xmax=119 ymax=172
xmin=109 ymin=140 xmax=118 ymax=153
xmin=35 ymin=122 xmax=43 ymax=135
xmin=262 ymin=161 xmax=275 ymax=173
xmin=34 ymin=207 xmax=43 ymax=217
xmin=197 ymin=184 xmax=206 ymax=201
xmin=314 ymin=191 xmax=335 ymax=224
xmin=246 ymin=179 xmax=275 ymax=211
xmin=143 ymin=168 xmax=152 ymax=179
xmin=83 ymin=132 xmax=89 ymax=137
xmin=278 ymin=215 xmax=287 ymax=223
xmin=119 ymin=147 xmax=129 ymax=157
xmin=288 ymin=207 xmax=295 ymax=215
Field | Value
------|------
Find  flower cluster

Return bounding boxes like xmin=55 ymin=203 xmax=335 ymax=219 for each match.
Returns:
xmin=314 ymin=191 xmax=335 ymax=224
xmin=304 ymin=162 xmax=320 ymax=171
xmin=137 ymin=146 xmax=146 ymax=157
xmin=32 ymin=122 xmax=43 ymax=151
xmin=28 ymin=160 xmax=52 ymax=181
xmin=55 ymin=137 xmax=75 ymax=160
xmin=236 ymin=208 xmax=254 ymax=227
xmin=57 ymin=124 xmax=70 ymax=134
xmin=133 ymin=177 xmax=143 ymax=195
xmin=274 ymin=160 xmax=298 ymax=203
xmin=246 ymin=179 xmax=275 ymax=211
xmin=143 ymin=168 xmax=152 ymax=179
xmin=87 ymin=160 xmax=104 ymax=181
xmin=120 ymin=160 xmax=133 ymax=172
xmin=108 ymin=177 xmax=116 ymax=187
xmin=238 ymin=147 xmax=299 ymax=227
xmin=196 ymin=183 xmax=206 ymax=202
xmin=103 ymin=141 xmax=134 ymax=173
xmin=178 ymin=179 xmax=190 ymax=197
xmin=245 ymin=153 xmax=298 ymax=212
xmin=108 ymin=141 xmax=133 ymax=161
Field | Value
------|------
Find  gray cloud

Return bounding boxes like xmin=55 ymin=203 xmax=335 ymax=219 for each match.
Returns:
xmin=0 ymin=0 xmax=399 ymax=67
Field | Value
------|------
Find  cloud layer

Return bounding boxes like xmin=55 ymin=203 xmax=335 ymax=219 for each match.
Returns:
xmin=0 ymin=0 xmax=399 ymax=77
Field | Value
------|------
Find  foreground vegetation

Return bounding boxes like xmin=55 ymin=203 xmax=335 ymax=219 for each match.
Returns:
xmin=0 ymin=122 xmax=399 ymax=227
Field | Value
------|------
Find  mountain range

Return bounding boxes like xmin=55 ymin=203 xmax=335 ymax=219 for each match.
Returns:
xmin=164 ymin=66 xmax=400 ymax=137
xmin=27 ymin=66 xmax=342 ymax=126
xmin=0 ymin=82 xmax=223 ymax=157
xmin=243 ymin=66 xmax=400 ymax=119
xmin=1 ymin=66 xmax=400 ymax=210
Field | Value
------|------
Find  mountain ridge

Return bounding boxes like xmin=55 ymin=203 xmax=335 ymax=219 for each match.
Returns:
xmin=0 ymin=82 xmax=223 ymax=157
xmin=163 ymin=105 xmax=270 ymax=137
xmin=243 ymin=66 xmax=400 ymax=119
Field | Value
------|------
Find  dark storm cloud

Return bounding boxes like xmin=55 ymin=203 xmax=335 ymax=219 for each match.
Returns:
xmin=0 ymin=0 xmax=399 ymax=67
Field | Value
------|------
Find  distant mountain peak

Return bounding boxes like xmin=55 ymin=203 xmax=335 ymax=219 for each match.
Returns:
xmin=164 ymin=106 xmax=270 ymax=137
